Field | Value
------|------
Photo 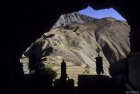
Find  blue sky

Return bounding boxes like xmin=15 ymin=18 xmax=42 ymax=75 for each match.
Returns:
xmin=79 ymin=6 xmax=125 ymax=21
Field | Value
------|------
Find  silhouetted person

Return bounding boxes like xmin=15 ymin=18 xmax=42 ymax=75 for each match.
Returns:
xmin=95 ymin=46 xmax=104 ymax=75
xmin=60 ymin=60 xmax=67 ymax=82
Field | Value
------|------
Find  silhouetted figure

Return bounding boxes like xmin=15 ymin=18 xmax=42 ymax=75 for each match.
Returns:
xmin=54 ymin=60 xmax=74 ymax=94
xmin=95 ymin=46 xmax=104 ymax=75
xmin=60 ymin=60 xmax=67 ymax=82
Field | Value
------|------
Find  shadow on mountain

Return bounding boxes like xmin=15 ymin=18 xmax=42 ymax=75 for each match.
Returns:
xmin=42 ymin=34 xmax=55 ymax=39
xmin=43 ymin=47 xmax=53 ymax=57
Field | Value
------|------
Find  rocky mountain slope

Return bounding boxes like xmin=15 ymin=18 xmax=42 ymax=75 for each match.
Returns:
xmin=52 ymin=12 xmax=97 ymax=28
xmin=21 ymin=12 xmax=130 ymax=84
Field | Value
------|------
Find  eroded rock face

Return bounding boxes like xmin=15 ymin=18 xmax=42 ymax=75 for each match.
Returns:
xmin=52 ymin=12 xmax=98 ymax=28
xmin=21 ymin=12 xmax=130 ymax=83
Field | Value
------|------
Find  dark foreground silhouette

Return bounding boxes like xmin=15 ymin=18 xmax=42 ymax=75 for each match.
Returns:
xmin=78 ymin=75 xmax=125 ymax=94
xmin=12 ymin=74 xmax=125 ymax=94
xmin=8 ymin=57 xmax=127 ymax=94
xmin=11 ymin=60 xmax=126 ymax=94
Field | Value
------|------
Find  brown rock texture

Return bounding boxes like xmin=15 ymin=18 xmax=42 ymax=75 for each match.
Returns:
xmin=21 ymin=12 xmax=130 ymax=84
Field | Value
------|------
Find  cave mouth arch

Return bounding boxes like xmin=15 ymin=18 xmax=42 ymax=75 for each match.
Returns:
xmin=20 ymin=5 xmax=130 ymax=87
xmin=4 ymin=1 xmax=140 ymax=92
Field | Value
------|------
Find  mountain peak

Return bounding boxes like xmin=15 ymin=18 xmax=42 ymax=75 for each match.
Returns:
xmin=53 ymin=12 xmax=98 ymax=28
xmin=21 ymin=11 xmax=130 ymax=84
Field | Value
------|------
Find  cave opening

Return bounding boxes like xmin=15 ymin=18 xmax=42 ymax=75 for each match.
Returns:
xmin=20 ymin=6 xmax=130 ymax=87
xmin=4 ymin=1 xmax=140 ymax=93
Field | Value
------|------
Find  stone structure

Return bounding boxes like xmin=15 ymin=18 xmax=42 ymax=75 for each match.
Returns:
xmin=60 ymin=60 xmax=67 ymax=82
xmin=95 ymin=47 xmax=104 ymax=75
xmin=95 ymin=57 xmax=104 ymax=75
